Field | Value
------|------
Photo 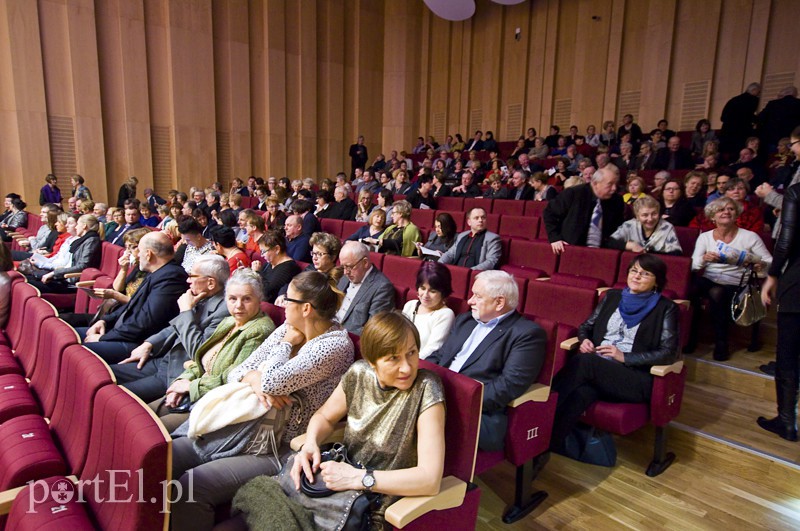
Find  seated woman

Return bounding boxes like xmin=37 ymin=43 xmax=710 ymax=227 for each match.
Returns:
xmin=389 ymin=171 xmax=412 ymax=196
xmin=306 ymin=232 xmax=342 ymax=281
xmin=366 ymin=200 xmax=420 ymax=257
xmin=314 ymin=190 xmax=337 ymax=219
xmin=139 ymin=203 xmax=160 ymax=227
xmin=354 ymin=189 xmax=375 ymax=223
xmin=176 ymin=217 xmax=216 ymax=274
xmin=432 ymin=172 xmax=451 ymax=198
xmin=0 ymin=198 xmax=28 ymax=242
xmin=229 ymin=310 xmax=445 ymax=531
xmin=253 ymin=230 xmax=302 ymax=303
xmin=683 ymin=171 xmax=707 ymax=209
xmin=210 ymin=225 xmax=250 ymax=273
xmin=484 ymin=174 xmax=510 ymax=199
xmin=26 ymin=214 xmax=103 ymax=294
xmin=243 ymin=212 xmax=266 ymax=254
xmin=11 ymin=207 xmax=58 ymax=261
xmin=608 ymin=196 xmax=682 ymax=255
xmin=169 ymin=271 xmax=354 ymax=531
xmin=622 ymin=175 xmax=647 ymax=205
xmin=550 ymin=254 xmax=679 ymax=453
xmin=402 ymin=262 xmax=455 ymax=359
xmin=417 ymin=212 xmax=457 ymax=258
xmin=659 ymin=180 xmax=696 ymax=227
xmin=690 ymin=197 xmax=772 ymax=360
xmin=149 ymin=269 xmax=275 ymax=432
xmin=371 ymin=188 xmax=394 ymax=226
xmin=531 ymin=171 xmax=557 ymax=201
xmin=691 ymin=177 xmax=764 ymax=232
xmin=347 ymin=209 xmax=386 ymax=242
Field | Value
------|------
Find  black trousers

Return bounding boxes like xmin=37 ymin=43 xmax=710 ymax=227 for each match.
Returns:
xmin=692 ymin=276 xmax=738 ymax=347
xmin=775 ymin=312 xmax=800 ymax=389
xmin=551 ymin=353 xmax=652 ymax=451
xmin=26 ymin=276 xmax=76 ymax=294
xmin=113 ymin=356 xmax=171 ymax=404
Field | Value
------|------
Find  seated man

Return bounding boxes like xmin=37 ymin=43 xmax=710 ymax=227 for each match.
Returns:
xmin=335 ymin=241 xmax=395 ymax=335
xmin=329 ymin=185 xmax=358 ymax=220
xmin=439 ymin=207 xmax=502 ymax=270
xmin=450 ymin=171 xmax=482 ymax=198
xmin=542 ymin=166 xmax=624 ymax=255
xmin=654 ymin=136 xmax=693 ymax=171
xmin=510 ymin=170 xmax=535 ymax=200
xmin=284 ymin=214 xmax=311 ymax=262
xmin=428 ymin=270 xmax=546 ymax=451
xmin=112 ymin=255 xmax=230 ymax=402
xmin=105 ymin=204 xmax=142 ymax=246
xmin=78 ymin=231 xmax=189 ymax=363
xmin=355 ymin=169 xmax=380 ymax=195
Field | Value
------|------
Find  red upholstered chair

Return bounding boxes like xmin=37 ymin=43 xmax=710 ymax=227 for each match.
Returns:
xmin=524 ymin=201 xmax=548 ymax=217
xmin=499 ymin=215 xmax=539 ymax=241
xmin=85 ymin=275 xmax=115 ymax=315
xmin=342 ymin=220 xmax=367 ymax=240
xmin=435 ymin=196 xmax=464 ymax=211
xmin=0 ymin=289 xmax=53 ymax=378
xmin=484 ymin=213 xmax=501 ymax=234
xmin=368 ymin=251 xmax=385 ymax=270
xmin=382 ymin=255 xmax=423 ymax=290
xmin=320 ymin=218 xmax=344 ymax=238
xmin=71 ymin=270 xmax=108 ymax=315
xmin=549 ymin=247 xmax=621 ymax=290
xmin=524 ymin=281 xmax=598 ymax=329
xmin=443 ymin=264 xmax=471 ymax=299
xmin=348 ymin=332 xmax=361 ymax=360
xmin=289 ymin=360 xmax=484 ymax=530
xmin=394 ymin=286 xmax=409 ymax=309
xmin=410 ymin=209 xmax=435 ymax=230
xmin=473 ymin=317 xmax=561 ymax=523
xmin=99 ymin=241 xmax=125 ymax=277
xmin=674 ymin=226 xmax=700 ymax=257
xmin=501 ymin=240 xmax=559 ymax=281
xmin=4 ymin=386 xmax=171 ymax=531
xmin=0 ymin=282 xmax=38 ymax=356
xmin=492 ymin=199 xmax=525 ymax=216
xmin=436 ymin=210 xmax=466 ymax=232
xmin=0 ymin=345 xmax=114 ymax=491
xmin=464 ymin=197 xmax=491 ymax=214
xmin=445 ymin=296 xmax=470 ymax=316
xmin=260 ymin=302 xmax=286 ymax=326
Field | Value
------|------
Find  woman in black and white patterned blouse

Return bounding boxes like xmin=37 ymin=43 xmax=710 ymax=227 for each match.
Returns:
xmin=169 ymin=271 xmax=354 ymax=531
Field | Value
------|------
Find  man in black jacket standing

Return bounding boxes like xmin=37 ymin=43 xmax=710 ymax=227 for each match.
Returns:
xmin=720 ymin=82 xmax=761 ymax=156
xmin=348 ymin=135 xmax=368 ymax=179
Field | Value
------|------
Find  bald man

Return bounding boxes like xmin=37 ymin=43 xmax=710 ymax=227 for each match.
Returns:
xmin=78 ymin=231 xmax=189 ymax=363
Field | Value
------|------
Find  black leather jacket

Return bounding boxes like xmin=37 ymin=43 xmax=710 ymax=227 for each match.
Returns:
xmin=577 ymin=290 xmax=679 ymax=369
xmin=770 ymin=182 xmax=800 ymax=312
xmin=53 ymin=231 xmax=102 ymax=282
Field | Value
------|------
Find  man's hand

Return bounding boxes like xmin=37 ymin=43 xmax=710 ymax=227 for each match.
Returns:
xmin=178 ymin=288 xmax=207 ymax=312
xmin=550 ymin=240 xmax=568 ymax=255
xmin=762 ymin=275 xmax=777 ymax=307
xmin=84 ymin=320 xmax=106 ymax=341
xmin=119 ymin=342 xmax=154 ymax=369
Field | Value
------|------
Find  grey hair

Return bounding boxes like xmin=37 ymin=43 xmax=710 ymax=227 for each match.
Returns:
xmin=193 ymin=254 xmax=231 ymax=285
xmin=746 ymin=82 xmax=761 ymax=94
xmin=654 ymin=170 xmax=671 ymax=182
xmin=591 ymin=165 xmax=618 ymax=183
xmin=226 ymin=268 xmax=264 ymax=302
xmin=94 ymin=202 xmax=108 ymax=213
xmin=704 ymin=196 xmax=742 ymax=220
xmin=341 ymin=240 xmax=369 ymax=260
xmin=473 ymin=270 xmax=519 ymax=310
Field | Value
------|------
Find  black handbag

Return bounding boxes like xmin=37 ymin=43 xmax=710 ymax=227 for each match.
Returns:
xmin=299 ymin=443 xmax=381 ymax=531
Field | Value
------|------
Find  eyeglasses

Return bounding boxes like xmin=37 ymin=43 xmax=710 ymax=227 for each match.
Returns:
xmin=341 ymin=256 xmax=366 ymax=272
xmin=310 ymin=251 xmax=330 ymax=259
xmin=284 ymin=296 xmax=315 ymax=309
xmin=663 ymin=187 xmax=680 ymax=192
xmin=790 ymin=139 xmax=800 ymax=147
xmin=628 ymin=268 xmax=655 ymax=279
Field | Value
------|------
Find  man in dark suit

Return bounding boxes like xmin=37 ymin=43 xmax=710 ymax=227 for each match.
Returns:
xmin=335 ymin=241 xmax=395 ymax=335
xmin=428 ymin=270 xmax=547 ymax=451
xmin=293 ymin=199 xmax=321 ymax=237
xmin=143 ymin=187 xmax=166 ymax=209
xmin=111 ymin=254 xmax=230 ymax=402
xmin=543 ymin=166 xmax=624 ymax=255
xmin=79 ymin=231 xmax=188 ymax=364
xmin=758 ymin=86 xmax=800 ymax=149
xmin=510 ymin=170 xmax=535 ymax=200
xmin=720 ymin=82 xmax=761 ymax=156
xmin=105 ymin=205 xmax=143 ymax=246
xmin=653 ymin=136 xmax=693 ymax=170
xmin=330 ymin=186 xmax=358 ymax=220
xmin=465 ymin=130 xmax=484 ymax=151
xmin=348 ymin=135 xmax=369 ymax=179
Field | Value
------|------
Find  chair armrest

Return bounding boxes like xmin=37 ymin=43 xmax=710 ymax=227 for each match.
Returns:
xmin=596 ymin=286 xmax=611 ymax=295
xmin=534 ymin=277 xmax=550 ymax=281
xmin=508 ymin=383 xmax=551 ymax=407
xmin=290 ymin=422 xmax=347 ymax=451
xmin=650 ymin=360 xmax=684 ymax=377
xmin=0 ymin=475 xmax=78 ymax=515
xmin=63 ymin=272 xmax=82 ymax=279
xmin=560 ymin=337 xmax=580 ymax=351
xmin=75 ymin=280 xmax=97 ymax=288
xmin=384 ymin=476 xmax=466 ymax=528
xmin=10 ymin=234 xmax=25 ymax=240
xmin=673 ymin=299 xmax=690 ymax=309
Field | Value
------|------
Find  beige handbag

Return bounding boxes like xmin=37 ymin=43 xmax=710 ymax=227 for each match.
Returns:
xmin=731 ymin=266 xmax=766 ymax=327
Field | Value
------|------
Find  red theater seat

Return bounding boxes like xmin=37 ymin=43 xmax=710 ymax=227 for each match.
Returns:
xmin=436 ymin=196 xmax=464 ymax=211
xmin=501 ymin=240 xmax=559 ymax=280
xmin=492 ymin=199 xmax=525 ymax=216
xmin=549 ymin=247 xmax=621 ymax=289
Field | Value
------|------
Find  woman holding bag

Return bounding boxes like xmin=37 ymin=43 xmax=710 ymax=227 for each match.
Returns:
xmin=169 ymin=271 xmax=353 ymax=531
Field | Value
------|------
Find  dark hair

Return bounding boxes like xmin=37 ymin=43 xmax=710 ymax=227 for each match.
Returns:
xmin=695 ymin=119 xmax=711 ymax=132
xmin=178 ymin=218 xmax=203 ymax=235
xmin=416 ymin=261 xmax=453 ymax=298
xmin=210 ymin=225 xmax=237 ymax=248
xmin=455 ymin=133 xmax=464 ymax=142
xmin=192 ymin=208 xmax=208 ymax=220
xmin=628 ymin=254 xmax=667 ymax=292
xmin=550 ymin=125 xmax=560 ymax=133
xmin=218 ymin=209 xmax=238 ymax=228
xmin=4 ymin=193 xmax=20 ymax=201
xmin=257 ymin=229 xmax=287 ymax=253
xmin=297 ymin=189 xmax=314 ymax=201
xmin=378 ymin=188 xmax=394 ymax=206
xmin=11 ymin=198 xmax=26 ymax=211
xmin=123 ymin=198 xmax=141 ymax=210
xmin=292 ymin=198 xmax=313 ymax=214
xmin=316 ymin=190 xmax=334 ymax=204
xmin=418 ymin=174 xmax=433 ymax=185
xmin=435 ymin=212 xmax=457 ymax=246
xmin=290 ymin=270 xmax=344 ymax=321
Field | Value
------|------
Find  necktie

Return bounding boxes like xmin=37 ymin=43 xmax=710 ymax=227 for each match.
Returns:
xmin=587 ymin=200 xmax=602 ymax=247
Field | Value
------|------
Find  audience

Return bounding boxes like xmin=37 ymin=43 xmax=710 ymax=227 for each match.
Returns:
xmin=177 ymin=218 xmax=216 ymax=274
xmin=105 ymin=204 xmax=142 ymax=246
xmin=418 ymin=212 xmax=458 ymax=258
xmin=335 ymin=241 xmax=395 ymax=335
xmin=367 ymin=200 xmax=420 ymax=257
xmin=0 ymin=243 xmax=13 ymax=328
xmin=253 ymin=230 xmax=302 ymax=303
xmin=210 ymin=225 xmax=250 ymax=273
xmin=659 ymin=180 xmax=696 ymax=227
xmin=439 ymin=207 xmax=502 ymax=270
xmin=306 ymin=232 xmax=342 ymax=282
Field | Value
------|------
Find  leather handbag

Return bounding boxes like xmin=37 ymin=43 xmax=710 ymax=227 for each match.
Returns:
xmin=731 ymin=266 xmax=766 ymax=327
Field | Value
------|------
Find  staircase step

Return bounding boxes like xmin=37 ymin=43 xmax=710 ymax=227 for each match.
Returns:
xmin=685 ymin=356 xmax=775 ymax=401
xmin=675 ymin=381 xmax=800 ymax=465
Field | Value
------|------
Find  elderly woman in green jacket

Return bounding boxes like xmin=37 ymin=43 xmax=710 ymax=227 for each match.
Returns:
xmin=150 ymin=268 xmax=275 ymax=431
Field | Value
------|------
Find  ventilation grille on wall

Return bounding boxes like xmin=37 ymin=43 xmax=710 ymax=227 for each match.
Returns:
xmin=505 ymin=103 xmax=523 ymax=141
xmin=151 ymin=125 xmax=172 ymax=195
xmin=431 ymin=112 xmax=446 ymax=142
xmin=47 ymin=115 xmax=77 ymax=192
xmin=761 ymin=71 xmax=796 ymax=106
xmin=469 ymin=109 xmax=483 ymax=135
xmin=553 ymin=99 xmax=572 ymax=131
xmin=216 ymin=131 xmax=231 ymax=185
xmin=680 ymin=80 xmax=711 ymax=131
xmin=617 ymin=91 xmax=641 ymax=122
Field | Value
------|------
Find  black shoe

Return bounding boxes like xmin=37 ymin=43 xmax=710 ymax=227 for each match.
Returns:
xmin=757 ymin=416 xmax=799 ymax=441
xmin=713 ymin=344 xmax=730 ymax=361
xmin=760 ymin=362 xmax=776 ymax=376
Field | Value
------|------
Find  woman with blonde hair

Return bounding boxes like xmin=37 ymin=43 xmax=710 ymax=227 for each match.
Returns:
xmin=365 ymin=200 xmax=420 ymax=257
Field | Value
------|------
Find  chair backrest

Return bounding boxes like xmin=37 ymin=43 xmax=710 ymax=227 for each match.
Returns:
xmin=73 ymin=269 xmax=107 ymax=315
xmin=419 ymin=360 xmax=483 ymax=483
xmin=484 ymin=213 xmax=501 ymax=234
xmin=491 ymin=199 xmax=525 ymax=216
xmin=382 ymin=255 xmax=422 ymax=290
xmin=435 ymin=196 xmax=464 ymax=211
xmin=5 ymin=281 xmax=38 ymax=347
xmin=80 ymin=385 xmax=170 ymax=531
xmin=410 ymin=209 xmax=435 ymax=230
xmin=557 ymin=246 xmax=620 ymax=286
xmin=443 ymin=264 xmax=472 ymax=299
xmin=319 ymin=218 xmax=344 ymax=239
xmin=394 ymin=286 xmax=409 ymax=309
xmin=15 ymin=297 xmax=58 ymax=377
xmin=86 ymin=275 xmax=115 ymax=314
xmin=50 ymin=345 xmax=115 ymax=475
xmin=504 ymin=239 xmax=559 ymax=276
xmin=100 ymin=241 xmax=125 ymax=277
xmin=436 ymin=210 xmax=466 ymax=232
xmin=525 ymin=282 xmax=598 ymax=329
xmin=368 ymin=251 xmax=384 ymax=270
xmin=29 ymin=319 xmax=82 ymax=418
xmin=674 ymin=226 xmax=700 ymax=257
xmin=524 ymin=200 xmax=548 ymax=217
xmin=464 ymin=197 xmax=491 ymax=214
xmin=342 ymin=220 xmax=366 ymax=240
xmin=499 ymin=215 xmax=539 ymax=241
xmin=260 ymin=302 xmax=286 ymax=325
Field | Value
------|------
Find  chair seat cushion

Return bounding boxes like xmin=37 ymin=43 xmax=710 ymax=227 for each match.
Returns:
xmin=0 ymin=349 xmax=22 ymax=376
xmin=0 ymin=414 xmax=66 ymax=490
xmin=582 ymin=401 xmax=649 ymax=435
xmin=500 ymin=265 xmax=546 ymax=281
xmin=549 ymin=273 xmax=605 ymax=290
xmin=0 ymin=374 xmax=39 ymax=423
xmin=7 ymin=475 xmax=95 ymax=531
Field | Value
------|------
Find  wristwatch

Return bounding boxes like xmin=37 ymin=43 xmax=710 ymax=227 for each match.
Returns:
xmin=361 ymin=469 xmax=375 ymax=491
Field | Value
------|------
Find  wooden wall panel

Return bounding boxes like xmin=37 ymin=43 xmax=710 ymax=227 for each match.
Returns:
xmin=316 ymin=0 xmax=344 ymax=177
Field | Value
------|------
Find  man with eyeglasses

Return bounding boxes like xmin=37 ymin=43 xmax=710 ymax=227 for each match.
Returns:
xmin=335 ymin=241 xmax=394 ymax=335
xmin=112 ymin=254 xmax=231 ymax=402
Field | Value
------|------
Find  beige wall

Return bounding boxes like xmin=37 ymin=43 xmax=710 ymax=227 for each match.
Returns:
xmin=0 ymin=0 xmax=795 ymax=205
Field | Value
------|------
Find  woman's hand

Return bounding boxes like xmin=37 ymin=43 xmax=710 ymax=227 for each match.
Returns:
xmin=94 ymin=288 xmax=118 ymax=300
xmin=762 ymin=275 xmax=777 ymax=307
xmin=241 ymin=370 xmax=269 ymax=409
xmin=41 ymin=272 xmax=55 ymax=284
xmin=265 ymin=394 xmax=293 ymax=410
xmin=702 ymin=251 xmax=721 ymax=264
xmin=291 ymin=442 xmax=322 ymax=491
xmin=320 ymin=461 xmax=364 ymax=492
xmin=283 ymin=325 xmax=306 ymax=347
xmin=164 ymin=379 xmax=191 ymax=407
xmin=626 ymin=241 xmax=644 ymax=253
xmin=578 ymin=339 xmax=596 ymax=354
xmin=251 ymin=260 xmax=262 ymax=272
xmin=595 ymin=344 xmax=625 ymax=362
